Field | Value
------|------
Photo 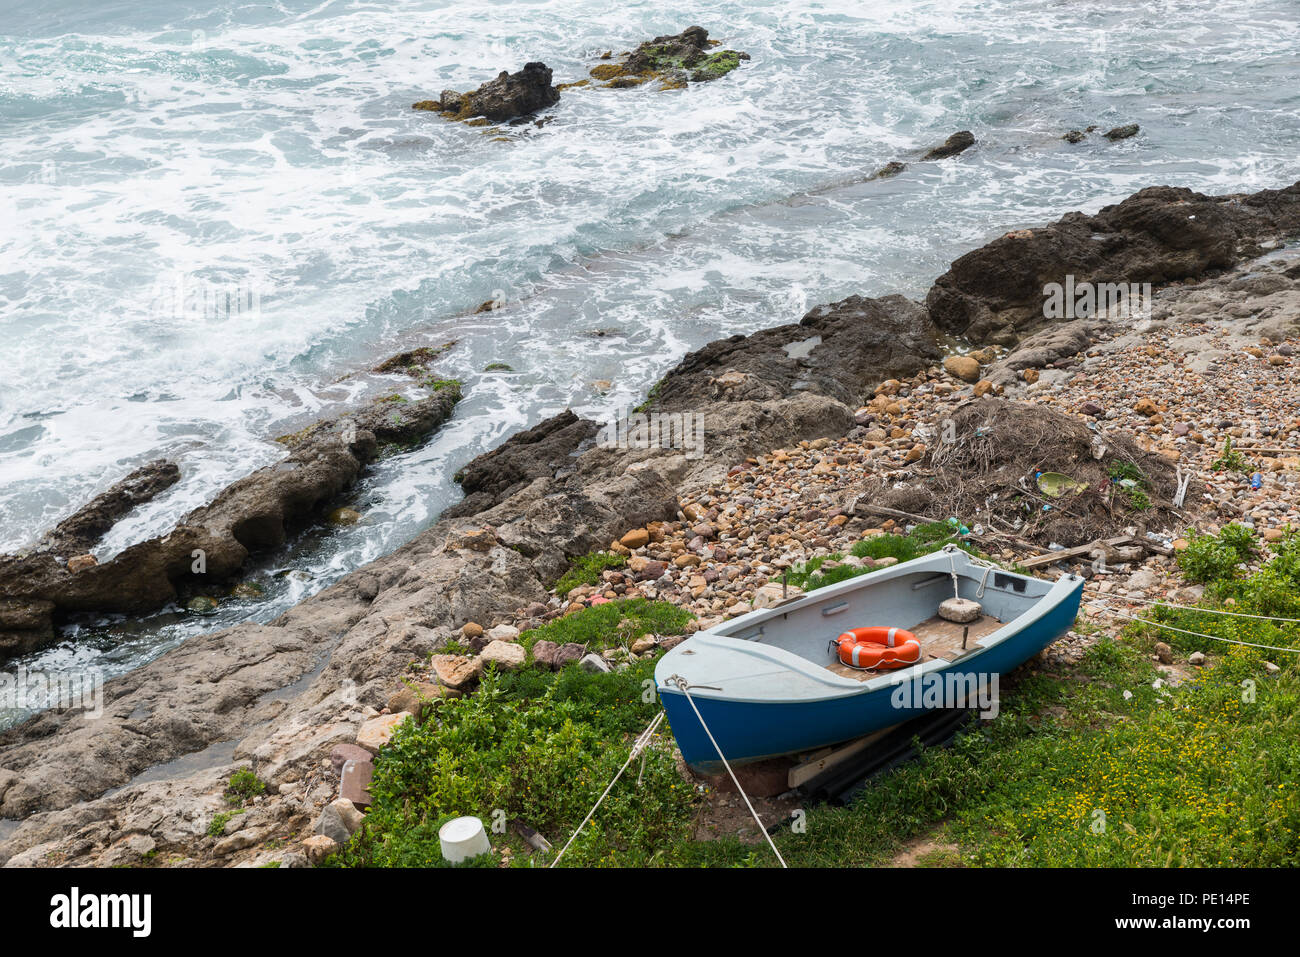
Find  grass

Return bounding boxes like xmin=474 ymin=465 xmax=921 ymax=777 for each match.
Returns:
xmin=778 ymin=521 xmax=972 ymax=592
xmin=553 ymin=551 xmax=627 ymax=597
xmin=333 ymin=529 xmax=1300 ymax=869
xmin=517 ymin=597 xmax=693 ymax=658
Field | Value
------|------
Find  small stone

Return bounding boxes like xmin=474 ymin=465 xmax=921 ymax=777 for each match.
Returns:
xmin=1189 ymin=651 xmax=1206 ymax=666
xmin=579 ymin=653 xmax=611 ymax=673
xmin=487 ymin=623 xmax=520 ymax=641
xmin=432 ymin=654 xmax=483 ymax=690
xmin=314 ymin=805 xmax=352 ymax=845
xmin=301 ymin=834 xmax=340 ymax=864
xmin=481 ymin=638 xmax=526 ymax=671
xmin=329 ymin=798 xmax=366 ymax=835
xmin=631 ymin=636 xmax=657 ymax=655
xmin=356 ymin=712 xmax=412 ymax=754
xmin=327 ymin=507 xmax=362 ymax=526
xmin=943 ymin=355 xmax=981 ymax=383
xmin=462 ymin=622 xmax=484 ymax=639
xmin=620 ymin=528 xmax=650 ymax=549
xmin=66 ymin=554 xmax=98 ymax=573
xmin=1154 ymin=641 xmax=1173 ymax=664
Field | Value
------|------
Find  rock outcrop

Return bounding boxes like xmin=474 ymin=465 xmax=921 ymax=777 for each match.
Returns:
xmin=926 ymin=182 xmax=1300 ymax=346
xmin=588 ymin=26 xmax=749 ymax=90
xmin=0 ymin=387 xmax=461 ymax=663
xmin=414 ymin=62 xmax=560 ymax=123
xmin=650 ymin=294 xmax=940 ymax=411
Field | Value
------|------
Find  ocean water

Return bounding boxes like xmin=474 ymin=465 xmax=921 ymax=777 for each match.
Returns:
xmin=1 ymin=0 xmax=1298 ymax=723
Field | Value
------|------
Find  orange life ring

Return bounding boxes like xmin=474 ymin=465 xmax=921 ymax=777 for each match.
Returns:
xmin=832 ymin=626 xmax=922 ymax=670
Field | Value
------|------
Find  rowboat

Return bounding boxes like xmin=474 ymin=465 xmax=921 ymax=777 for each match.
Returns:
xmin=654 ymin=545 xmax=1083 ymax=774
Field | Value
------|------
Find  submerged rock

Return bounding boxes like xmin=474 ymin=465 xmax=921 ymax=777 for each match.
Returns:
xmin=1104 ymin=123 xmax=1140 ymax=141
xmin=415 ymin=61 xmax=559 ymax=123
xmin=921 ymin=130 xmax=976 ymax=160
xmin=589 ymin=26 xmax=749 ymax=90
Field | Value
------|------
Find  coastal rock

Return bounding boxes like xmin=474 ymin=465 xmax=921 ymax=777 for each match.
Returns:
xmin=649 ymin=294 xmax=941 ymax=410
xmin=926 ymin=182 xmax=1300 ymax=345
xmin=444 ymin=410 xmax=599 ymax=518
xmin=417 ymin=62 xmax=560 ymax=122
xmin=589 ymin=26 xmax=749 ymax=89
xmin=0 ymin=386 xmax=461 ymax=665
xmin=39 ymin=459 xmax=180 ymax=557
xmin=921 ymin=130 xmax=976 ymax=160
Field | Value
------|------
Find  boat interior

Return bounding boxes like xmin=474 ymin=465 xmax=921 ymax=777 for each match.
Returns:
xmin=718 ymin=564 xmax=1053 ymax=682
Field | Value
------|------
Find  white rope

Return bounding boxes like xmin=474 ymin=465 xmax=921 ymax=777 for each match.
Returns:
xmin=1085 ymin=599 xmax=1300 ymax=655
xmin=549 ymin=710 xmax=666 ymax=868
xmin=1087 ymin=592 xmax=1300 ymax=624
xmin=667 ymin=675 xmax=788 ymax=868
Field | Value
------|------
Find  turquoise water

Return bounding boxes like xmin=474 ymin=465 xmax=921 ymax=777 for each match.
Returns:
xmin=1 ymin=0 xmax=1298 ymax=719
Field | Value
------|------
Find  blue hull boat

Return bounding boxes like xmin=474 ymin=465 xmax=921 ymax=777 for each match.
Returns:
xmin=655 ymin=546 xmax=1083 ymax=774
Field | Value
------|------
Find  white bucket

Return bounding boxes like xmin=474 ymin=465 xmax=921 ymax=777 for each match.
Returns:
xmin=438 ymin=816 xmax=492 ymax=864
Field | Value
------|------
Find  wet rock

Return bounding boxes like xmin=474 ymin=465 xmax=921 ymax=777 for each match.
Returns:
xmin=1063 ymin=130 xmax=1086 ymax=144
xmin=417 ymin=62 xmax=560 ymax=123
xmin=590 ymin=26 xmax=749 ymax=90
xmin=39 ymin=459 xmax=180 ymax=557
xmin=0 ymin=386 xmax=461 ymax=664
xmin=1104 ymin=124 xmax=1140 ymax=141
xmin=921 ymin=130 xmax=976 ymax=160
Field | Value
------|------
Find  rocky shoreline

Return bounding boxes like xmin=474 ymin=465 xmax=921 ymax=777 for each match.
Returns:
xmin=2 ymin=179 xmax=1299 ymax=867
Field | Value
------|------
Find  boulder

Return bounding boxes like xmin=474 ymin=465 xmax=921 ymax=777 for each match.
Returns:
xmin=431 ymin=654 xmax=483 ymax=690
xmin=420 ymin=62 xmax=560 ymax=122
xmin=926 ymin=182 xmax=1300 ymax=346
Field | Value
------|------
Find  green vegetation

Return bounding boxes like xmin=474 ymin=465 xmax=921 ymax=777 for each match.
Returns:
xmin=779 ymin=521 xmax=972 ymax=592
xmin=1107 ymin=461 xmax=1152 ymax=511
xmin=1176 ymin=522 xmax=1257 ymax=584
xmin=483 ymin=363 xmax=513 ymax=373
xmin=554 ymin=551 xmax=627 ymax=596
xmin=419 ymin=377 xmax=462 ymax=395
xmin=207 ymin=808 xmax=244 ymax=837
xmin=224 ymin=769 xmax=267 ymax=806
xmin=517 ymin=597 xmax=693 ymax=657
xmin=691 ymin=50 xmax=743 ymax=80
xmin=1211 ymin=436 xmax=1253 ymax=474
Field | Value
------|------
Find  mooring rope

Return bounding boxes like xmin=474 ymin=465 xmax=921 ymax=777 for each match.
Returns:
xmin=1087 ymin=592 xmax=1300 ymax=625
xmin=550 ymin=709 xmax=666 ymax=868
xmin=1084 ymin=599 xmax=1300 ymax=655
xmin=666 ymin=675 xmax=788 ymax=868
